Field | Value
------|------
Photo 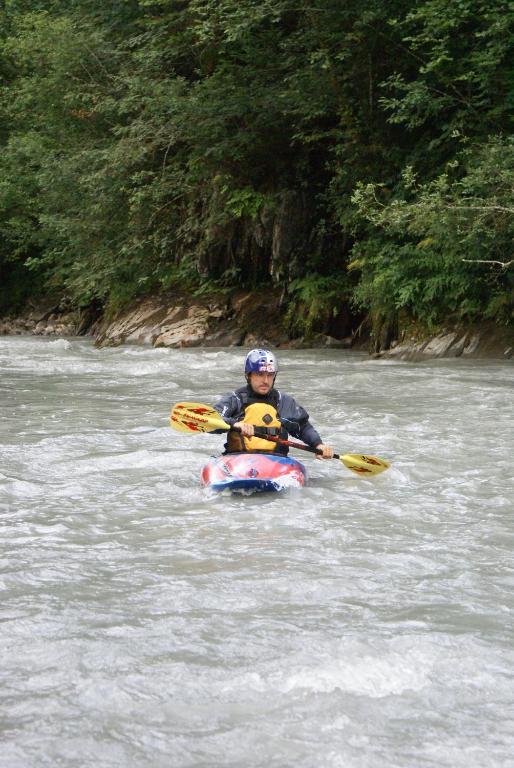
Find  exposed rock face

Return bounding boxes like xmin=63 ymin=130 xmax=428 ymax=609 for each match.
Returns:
xmin=375 ymin=326 xmax=513 ymax=361
xmin=195 ymin=188 xmax=341 ymax=287
xmin=0 ymin=304 xmax=80 ymax=336
xmin=93 ymin=290 xmax=289 ymax=349
xmin=1 ymin=293 xmax=512 ymax=359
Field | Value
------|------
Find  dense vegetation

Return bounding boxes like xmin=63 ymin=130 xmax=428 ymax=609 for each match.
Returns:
xmin=1 ymin=0 xmax=512 ymax=340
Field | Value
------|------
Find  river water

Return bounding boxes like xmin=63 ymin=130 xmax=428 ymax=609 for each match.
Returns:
xmin=1 ymin=336 xmax=513 ymax=768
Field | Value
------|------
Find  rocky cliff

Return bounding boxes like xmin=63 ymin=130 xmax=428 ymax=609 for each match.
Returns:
xmin=1 ymin=292 xmax=512 ymax=359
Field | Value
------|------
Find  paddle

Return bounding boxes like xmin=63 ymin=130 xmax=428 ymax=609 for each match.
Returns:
xmin=170 ymin=402 xmax=390 ymax=476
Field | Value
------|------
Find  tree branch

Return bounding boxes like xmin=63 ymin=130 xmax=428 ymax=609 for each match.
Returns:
xmin=462 ymin=258 xmax=513 ymax=268
xmin=451 ymin=204 xmax=514 ymax=214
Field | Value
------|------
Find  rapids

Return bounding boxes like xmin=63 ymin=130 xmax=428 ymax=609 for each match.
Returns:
xmin=1 ymin=336 xmax=513 ymax=768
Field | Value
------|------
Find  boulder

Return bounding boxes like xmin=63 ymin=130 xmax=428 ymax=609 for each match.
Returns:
xmin=376 ymin=324 xmax=514 ymax=361
xmin=324 ymin=335 xmax=353 ymax=349
xmin=153 ymin=308 xmax=211 ymax=348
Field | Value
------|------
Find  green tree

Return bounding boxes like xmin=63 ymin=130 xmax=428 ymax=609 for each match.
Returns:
xmin=352 ymin=137 xmax=514 ymax=326
xmin=0 ymin=0 xmax=511 ymax=339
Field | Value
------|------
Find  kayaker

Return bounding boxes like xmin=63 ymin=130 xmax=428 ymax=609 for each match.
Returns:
xmin=214 ymin=349 xmax=334 ymax=458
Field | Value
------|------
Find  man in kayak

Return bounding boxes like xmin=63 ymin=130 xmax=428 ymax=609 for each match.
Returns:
xmin=214 ymin=348 xmax=334 ymax=458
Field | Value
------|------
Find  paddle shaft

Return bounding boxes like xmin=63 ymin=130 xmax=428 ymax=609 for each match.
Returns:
xmin=170 ymin=402 xmax=390 ymax=474
xmin=235 ymin=426 xmax=333 ymax=458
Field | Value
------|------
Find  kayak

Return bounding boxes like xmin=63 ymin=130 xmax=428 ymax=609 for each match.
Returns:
xmin=201 ymin=452 xmax=307 ymax=493
xmin=201 ymin=453 xmax=307 ymax=493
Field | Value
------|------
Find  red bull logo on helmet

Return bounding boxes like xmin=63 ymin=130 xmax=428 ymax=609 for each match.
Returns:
xmin=245 ymin=349 xmax=278 ymax=375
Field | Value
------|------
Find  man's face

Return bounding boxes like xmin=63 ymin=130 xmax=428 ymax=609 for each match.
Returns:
xmin=249 ymin=371 xmax=274 ymax=395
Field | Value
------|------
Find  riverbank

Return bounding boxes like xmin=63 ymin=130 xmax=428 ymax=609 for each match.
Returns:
xmin=0 ymin=292 xmax=512 ymax=359
xmin=373 ymin=323 xmax=513 ymax=361
xmin=0 ymin=290 xmax=355 ymax=351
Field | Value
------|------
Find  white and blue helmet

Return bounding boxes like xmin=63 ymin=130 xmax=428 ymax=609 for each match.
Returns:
xmin=244 ymin=348 xmax=278 ymax=376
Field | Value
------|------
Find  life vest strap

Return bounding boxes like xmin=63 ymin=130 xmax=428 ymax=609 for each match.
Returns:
xmin=253 ymin=426 xmax=281 ymax=437
xmin=226 ymin=402 xmax=283 ymax=453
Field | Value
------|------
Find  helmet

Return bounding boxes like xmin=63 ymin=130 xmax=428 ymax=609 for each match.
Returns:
xmin=244 ymin=348 xmax=278 ymax=375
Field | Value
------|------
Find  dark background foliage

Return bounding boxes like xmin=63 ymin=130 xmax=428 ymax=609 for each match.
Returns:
xmin=1 ymin=0 xmax=512 ymax=336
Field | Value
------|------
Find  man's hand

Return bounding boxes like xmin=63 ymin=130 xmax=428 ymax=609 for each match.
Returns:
xmin=234 ymin=421 xmax=254 ymax=437
xmin=315 ymin=443 xmax=334 ymax=459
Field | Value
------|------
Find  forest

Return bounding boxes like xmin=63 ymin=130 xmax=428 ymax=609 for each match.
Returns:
xmin=1 ymin=0 xmax=512 ymax=341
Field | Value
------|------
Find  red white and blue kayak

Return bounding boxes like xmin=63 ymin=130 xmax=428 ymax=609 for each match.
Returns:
xmin=201 ymin=452 xmax=307 ymax=493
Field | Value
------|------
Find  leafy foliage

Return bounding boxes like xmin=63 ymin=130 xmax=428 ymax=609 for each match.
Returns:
xmin=286 ymin=273 xmax=352 ymax=338
xmin=351 ymin=137 xmax=514 ymax=325
xmin=0 ymin=0 xmax=512 ymax=336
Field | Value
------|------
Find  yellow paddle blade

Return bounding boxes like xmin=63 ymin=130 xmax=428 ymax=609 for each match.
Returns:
xmin=170 ymin=402 xmax=391 ymax=477
xmin=170 ymin=417 xmax=204 ymax=434
xmin=170 ymin=402 xmax=230 ymax=433
xmin=340 ymin=453 xmax=390 ymax=476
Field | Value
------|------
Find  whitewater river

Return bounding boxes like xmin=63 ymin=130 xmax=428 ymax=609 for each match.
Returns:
xmin=1 ymin=336 xmax=513 ymax=768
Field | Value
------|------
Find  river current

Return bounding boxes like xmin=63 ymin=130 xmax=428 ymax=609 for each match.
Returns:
xmin=1 ymin=336 xmax=513 ymax=768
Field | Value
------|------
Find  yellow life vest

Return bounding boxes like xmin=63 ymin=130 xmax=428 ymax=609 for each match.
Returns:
xmin=227 ymin=402 xmax=282 ymax=452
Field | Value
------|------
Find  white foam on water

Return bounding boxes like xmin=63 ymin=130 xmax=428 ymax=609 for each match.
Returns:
xmin=47 ymin=338 xmax=72 ymax=350
xmin=1 ymin=337 xmax=513 ymax=768
xmin=277 ymin=645 xmax=432 ymax=697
